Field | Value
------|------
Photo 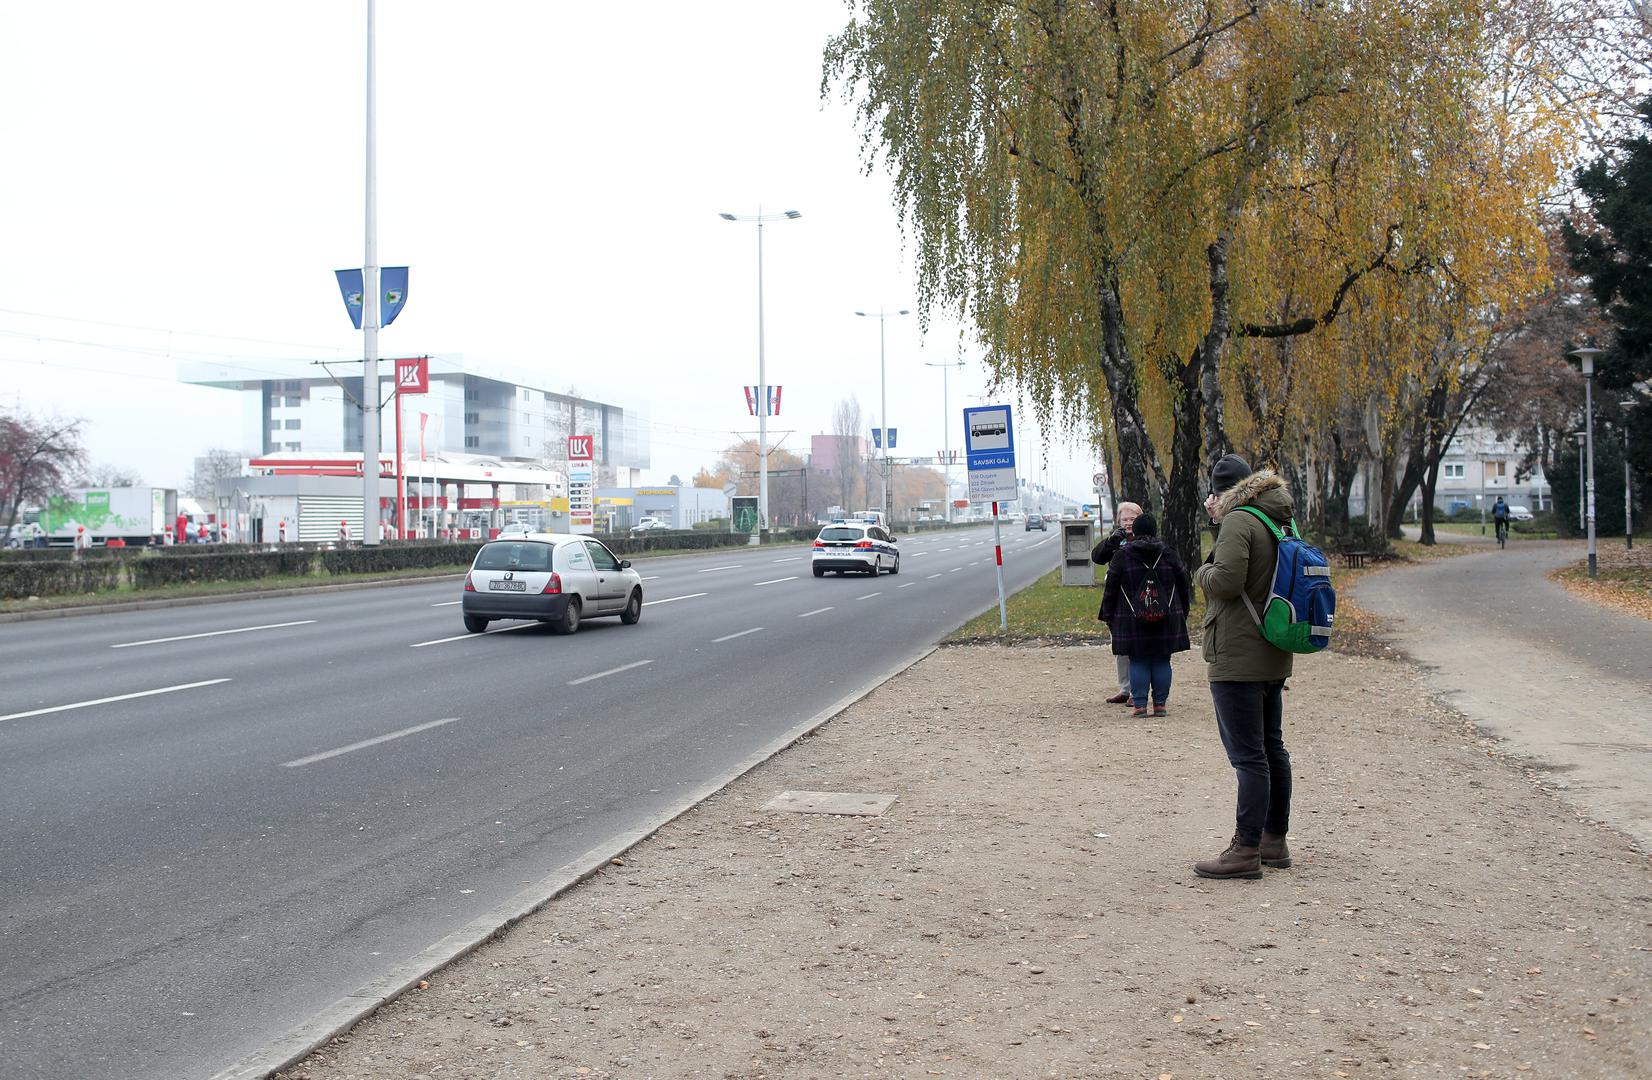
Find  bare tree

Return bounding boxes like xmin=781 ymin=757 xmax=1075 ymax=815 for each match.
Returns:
xmin=0 ymin=411 xmax=86 ymax=538
xmin=188 ymin=448 xmax=243 ymax=501
xmin=81 ymin=462 xmax=144 ymax=488
xmin=830 ymin=395 xmax=865 ymax=511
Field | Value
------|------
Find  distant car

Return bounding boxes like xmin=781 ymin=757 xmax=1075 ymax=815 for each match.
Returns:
xmin=812 ymin=521 xmax=900 ymax=577
xmin=1506 ymin=504 xmax=1533 ymax=521
xmin=630 ymin=517 xmax=672 ymax=533
xmin=1025 ymin=513 xmax=1047 ymax=531
xmin=461 ymin=534 xmax=643 ymax=635
xmin=855 ymin=509 xmax=888 ymax=530
xmin=496 ymin=523 xmax=535 ymax=539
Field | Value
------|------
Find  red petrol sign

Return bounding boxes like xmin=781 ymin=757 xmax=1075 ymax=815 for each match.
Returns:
xmin=394 ymin=356 xmax=429 ymax=394
xmin=568 ymin=434 xmax=594 ymax=461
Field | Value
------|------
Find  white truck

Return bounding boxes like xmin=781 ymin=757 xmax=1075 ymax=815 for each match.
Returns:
xmin=37 ymin=486 xmax=178 ymax=547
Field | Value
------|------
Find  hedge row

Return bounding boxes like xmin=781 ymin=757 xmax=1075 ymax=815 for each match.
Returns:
xmin=0 ymin=560 xmax=126 ymax=600
xmin=129 ymin=550 xmax=320 ymax=588
xmin=319 ymin=542 xmax=484 ymax=575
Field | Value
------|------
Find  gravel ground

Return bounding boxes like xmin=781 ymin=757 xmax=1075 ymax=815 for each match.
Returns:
xmin=277 ymin=646 xmax=1651 ymax=1080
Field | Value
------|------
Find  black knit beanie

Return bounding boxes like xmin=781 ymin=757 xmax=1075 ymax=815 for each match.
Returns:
xmin=1209 ymin=454 xmax=1252 ymax=496
xmin=1131 ymin=512 xmax=1158 ymax=537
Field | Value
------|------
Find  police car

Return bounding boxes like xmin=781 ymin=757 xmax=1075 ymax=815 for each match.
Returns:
xmin=811 ymin=520 xmax=900 ymax=577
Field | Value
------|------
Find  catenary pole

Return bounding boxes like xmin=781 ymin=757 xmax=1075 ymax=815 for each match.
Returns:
xmin=361 ymin=0 xmax=381 ymax=546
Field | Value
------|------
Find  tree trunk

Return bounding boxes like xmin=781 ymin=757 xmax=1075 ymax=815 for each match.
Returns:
xmin=1199 ymin=235 xmax=1234 ymax=470
xmin=1096 ymin=274 xmax=1162 ymax=508
xmin=1418 ymin=465 xmax=1439 ymax=545
xmin=1164 ymin=353 xmax=1205 ymax=575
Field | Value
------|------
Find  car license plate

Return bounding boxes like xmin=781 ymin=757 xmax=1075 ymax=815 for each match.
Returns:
xmin=488 ymin=580 xmax=527 ymax=592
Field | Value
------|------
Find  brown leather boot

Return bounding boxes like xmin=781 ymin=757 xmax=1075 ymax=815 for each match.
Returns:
xmin=1260 ymin=831 xmax=1292 ymax=869
xmin=1193 ymin=833 xmax=1263 ymax=880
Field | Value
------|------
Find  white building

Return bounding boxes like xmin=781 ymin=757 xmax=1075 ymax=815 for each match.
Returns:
xmin=1433 ymin=427 xmax=1550 ymax=515
xmin=178 ymin=355 xmax=648 ymax=487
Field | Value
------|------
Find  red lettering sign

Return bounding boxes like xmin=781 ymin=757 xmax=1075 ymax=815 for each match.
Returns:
xmin=568 ymin=435 xmax=594 ymax=461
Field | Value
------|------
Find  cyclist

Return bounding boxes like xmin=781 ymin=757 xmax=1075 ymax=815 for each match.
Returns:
xmin=1492 ymin=496 xmax=1510 ymax=546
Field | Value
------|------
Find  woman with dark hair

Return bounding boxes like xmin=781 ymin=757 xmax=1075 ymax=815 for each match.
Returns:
xmin=1099 ymin=512 xmax=1192 ymax=718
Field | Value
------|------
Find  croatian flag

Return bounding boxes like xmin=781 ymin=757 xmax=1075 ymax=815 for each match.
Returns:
xmin=743 ymin=385 xmax=782 ymax=416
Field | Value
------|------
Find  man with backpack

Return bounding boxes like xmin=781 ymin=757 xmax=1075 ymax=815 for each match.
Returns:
xmin=1099 ymin=513 xmax=1192 ymax=718
xmin=1191 ymin=454 xmax=1299 ymax=881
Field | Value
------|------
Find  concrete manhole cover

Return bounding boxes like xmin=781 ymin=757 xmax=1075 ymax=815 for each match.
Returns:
xmin=765 ymin=790 xmax=898 ymax=817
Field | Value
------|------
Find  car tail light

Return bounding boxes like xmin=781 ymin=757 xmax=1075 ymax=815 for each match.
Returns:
xmin=541 ymin=572 xmax=562 ymax=595
xmin=464 ymin=571 xmax=476 ymax=592
xmin=813 ymin=539 xmax=825 ymax=548
xmin=854 ymin=540 xmax=873 ymax=549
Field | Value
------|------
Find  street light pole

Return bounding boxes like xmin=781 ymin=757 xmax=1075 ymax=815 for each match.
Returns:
xmin=1624 ymin=399 xmax=1638 ymax=550
xmin=1571 ymin=346 xmax=1603 ymax=578
xmin=855 ymin=308 xmax=910 ymax=524
xmin=721 ymin=208 xmax=801 ymax=541
xmin=924 ymin=358 xmax=964 ymax=522
xmin=360 ymin=0 xmax=381 ymax=546
xmin=1574 ymin=431 xmax=1586 ymax=533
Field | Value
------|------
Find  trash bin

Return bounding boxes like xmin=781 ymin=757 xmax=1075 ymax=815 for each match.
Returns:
xmin=1061 ymin=519 xmax=1095 ymax=586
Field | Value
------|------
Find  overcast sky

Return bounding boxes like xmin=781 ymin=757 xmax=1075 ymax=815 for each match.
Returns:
xmin=0 ymin=1 xmax=1099 ymax=502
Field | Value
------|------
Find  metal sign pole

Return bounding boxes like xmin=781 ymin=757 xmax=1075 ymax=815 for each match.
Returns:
xmin=992 ymin=500 xmax=1007 ymax=631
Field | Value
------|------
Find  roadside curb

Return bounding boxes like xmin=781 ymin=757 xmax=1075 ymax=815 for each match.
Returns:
xmin=207 ymin=641 xmax=940 ymax=1080
xmin=0 ymin=572 xmax=464 ymax=624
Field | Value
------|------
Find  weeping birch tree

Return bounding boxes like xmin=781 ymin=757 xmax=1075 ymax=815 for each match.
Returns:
xmin=825 ymin=0 xmax=1575 ymax=569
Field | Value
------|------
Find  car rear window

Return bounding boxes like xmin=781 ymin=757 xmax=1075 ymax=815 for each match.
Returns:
xmin=473 ymin=541 xmax=553 ymax=571
xmin=819 ymin=527 xmax=866 ymax=541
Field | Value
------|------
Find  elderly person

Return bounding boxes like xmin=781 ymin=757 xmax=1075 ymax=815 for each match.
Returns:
xmin=1092 ymin=500 xmax=1144 ymax=705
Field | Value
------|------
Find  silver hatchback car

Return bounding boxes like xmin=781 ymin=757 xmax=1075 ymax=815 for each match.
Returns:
xmin=461 ymin=534 xmax=643 ymax=635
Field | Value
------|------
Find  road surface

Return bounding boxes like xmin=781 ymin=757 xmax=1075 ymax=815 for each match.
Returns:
xmin=0 ymin=526 xmax=1059 ymax=1080
xmin=1354 ymin=541 xmax=1652 ymax=849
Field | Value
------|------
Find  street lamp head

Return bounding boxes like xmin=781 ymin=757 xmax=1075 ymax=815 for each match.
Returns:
xmin=854 ymin=311 xmax=867 ymax=317
xmin=718 ymin=213 xmax=737 ymax=221
xmin=783 ymin=210 xmax=801 ymax=219
xmin=898 ymin=309 xmax=910 ymax=315
xmin=1569 ymin=344 xmax=1603 ymax=376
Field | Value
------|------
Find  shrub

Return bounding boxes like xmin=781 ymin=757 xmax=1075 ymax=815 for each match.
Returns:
xmin=130 ymin=551 xmax=316 ymax=588
xmin=0 ymin=559 xmax=125 ymax=599
xmin=319 ymin=543 xmax=482 ymax=575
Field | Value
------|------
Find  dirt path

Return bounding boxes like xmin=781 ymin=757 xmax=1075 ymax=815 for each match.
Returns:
xmin=276 ymin=645 xmax=1651 ymax=1080
xmin=1354 ymin=542 xmax=1652 ymax=850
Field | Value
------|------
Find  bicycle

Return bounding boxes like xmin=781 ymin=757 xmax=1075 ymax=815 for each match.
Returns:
xmin=1494 ymin=517 xmax=1509 ymax=548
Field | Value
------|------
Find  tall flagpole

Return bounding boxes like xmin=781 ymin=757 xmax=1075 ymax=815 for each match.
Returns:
xmin=361 ymin=0 xmax=382 ymax=546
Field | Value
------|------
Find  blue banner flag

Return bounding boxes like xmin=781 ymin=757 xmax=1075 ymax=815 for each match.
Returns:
xmin=381 ymin=266 xmax=409 ymax=327
xmin=334 ymin=269 xmax=365 ymax=330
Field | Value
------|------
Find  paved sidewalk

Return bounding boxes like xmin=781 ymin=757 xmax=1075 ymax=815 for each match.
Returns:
xmin=1355 ymin=541 xmax=1652 ymax=848
xmin=276 ymin=643 xmax=1651 ymax=1080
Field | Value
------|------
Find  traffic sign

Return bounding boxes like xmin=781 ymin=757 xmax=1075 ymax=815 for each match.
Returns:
xmin=963 ymin=405 xmax=1017 ymax=502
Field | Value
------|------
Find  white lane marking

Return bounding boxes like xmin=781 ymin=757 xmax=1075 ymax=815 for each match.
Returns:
xmin=110 ymin=620 xmax=316 ymax=649
xmin=410 ymin=622 xmax=536 ymax=648
xmin=641 ymin=575 xmax=661 ymax=581
xmin=642 ymin=592 xmax=708 ymax=607
xmin=430 ymin=600 xmax=462 ymax=607
xmin=798 ymin=606 xmax=834 ymax=618
xmin=282 ymin=717 xmax=459 ymax=767
xmin=696 ymin=564 xmax=743 ymax=573
xmin=927 ymin=573 xmax=943 ymax=579
xmin=753 ymin=576 xmax=798 ymax=586
xmin=772 ymin=557 xmax=802 ymax=563
xmin=898 ymin=582 xmax=916 ymax=589
xmin=938 ymin=547 xmax=952 ymax=552
xmin=949 ymin=567 xmax=963 ymax=573
xmin=712 ymin=627 xmax=765 ymax=643
xmin=0 ymin=679 xmax=231 ymax=725
xmin=910 ymin=551 xmax=930 ymax=556
xmin=856 ymin=592 xmax=882 ymax=601
xmin=568 ymin=659 xmax=654 ymax=686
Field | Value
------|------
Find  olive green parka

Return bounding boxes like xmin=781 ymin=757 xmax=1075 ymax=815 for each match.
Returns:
xmin=1192 ymin=470 xmax=1294 ymax=683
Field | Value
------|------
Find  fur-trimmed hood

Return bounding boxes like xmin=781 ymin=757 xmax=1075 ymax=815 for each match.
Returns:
xmin=1214 ymin=469 xmax=1293 ymax=525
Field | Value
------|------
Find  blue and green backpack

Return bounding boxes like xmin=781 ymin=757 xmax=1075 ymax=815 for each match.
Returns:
xmin=1236 ymin=506 xmax=1334 ymax=654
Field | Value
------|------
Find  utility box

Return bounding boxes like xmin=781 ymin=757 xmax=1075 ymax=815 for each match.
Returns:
xmin=1060 ymin=518 xmax=1096 ymax=586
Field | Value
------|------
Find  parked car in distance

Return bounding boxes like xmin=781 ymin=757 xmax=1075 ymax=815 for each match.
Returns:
xmin=496 ymin=523 xmax=535 ymax=539
xmin=1025 ymin=513 xmax=1047 ymax=531
xmin=1507 ymin=504 xmax=1534 ymax=521
xmin=629 ymin=517 xmax=672 ymax=533
xmin=461 ymin=534 xmax=643 ymax=635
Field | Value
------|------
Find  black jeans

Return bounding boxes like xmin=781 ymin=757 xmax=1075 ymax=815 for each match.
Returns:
xmin=1210 ymin=680 xmax=1291 ymax=846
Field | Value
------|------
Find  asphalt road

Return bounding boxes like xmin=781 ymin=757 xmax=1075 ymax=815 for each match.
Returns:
xmin=1354 ymin=541 xmax=1652 ymax=847
xmin=0 ymin=525 xmax=1061 ymax=1080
